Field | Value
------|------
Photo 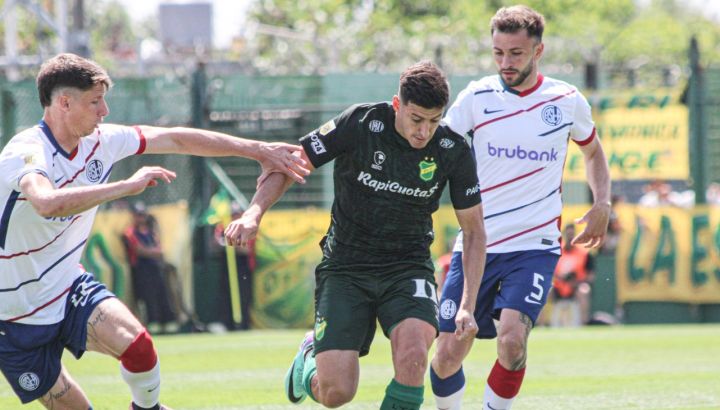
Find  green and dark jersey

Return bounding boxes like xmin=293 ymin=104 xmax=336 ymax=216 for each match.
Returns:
xmin=300 ymin=102 xmax=481 ymax=264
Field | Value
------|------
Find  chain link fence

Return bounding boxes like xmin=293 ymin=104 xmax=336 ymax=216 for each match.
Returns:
xmin=9 ymin=63 xmax=698 ymax=211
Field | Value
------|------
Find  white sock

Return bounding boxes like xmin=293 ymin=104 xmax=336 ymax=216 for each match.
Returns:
xmin=483 ymin=383 xmax=514 ymax=410
xmin=120 ymin=361 xmax=161 ymax=408
xmin=435 ymin=384 xmax=465 ymax=409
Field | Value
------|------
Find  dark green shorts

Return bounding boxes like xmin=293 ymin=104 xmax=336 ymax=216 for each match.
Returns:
xmin=312 ymin=258 xmax=439 ymax=357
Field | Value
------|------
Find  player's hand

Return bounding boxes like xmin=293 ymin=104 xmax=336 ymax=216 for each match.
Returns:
xmin=224 ymin=208 xmax=261 ymax=248
xmin=454 ymin=308 xmax=477 ymax=341
xmin=125 ymin=166 xmax=176 ymax=195
xmin=257 ymin=142 xmax=309 ymax=184
xmin=572 ymin=201 xmax=611 ymax=248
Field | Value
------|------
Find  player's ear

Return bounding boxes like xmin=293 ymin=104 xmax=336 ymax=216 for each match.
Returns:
xmin=534 ymin=42 xmax=544 ymax=60
xmin=392 ymin=95 xmax=400 ymax=112
xmin=58 ymin=94 xmax=70 ymax=111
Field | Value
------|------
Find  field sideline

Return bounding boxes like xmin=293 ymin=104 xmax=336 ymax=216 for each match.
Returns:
xmin=1 ymin=324 xmax=718 ymax=409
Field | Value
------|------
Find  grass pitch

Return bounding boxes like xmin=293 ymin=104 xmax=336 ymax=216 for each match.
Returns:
xmin=1 ymin=324 xmax=718 ymax=409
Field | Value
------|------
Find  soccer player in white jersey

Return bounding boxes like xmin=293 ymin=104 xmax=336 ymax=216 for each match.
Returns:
xmin=429 ymin=6 xmax=611 ymax=410
xmin=0 ymin=53 xmax=309 ymax=410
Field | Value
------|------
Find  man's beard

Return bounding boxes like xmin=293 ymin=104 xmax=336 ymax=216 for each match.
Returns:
xmin=501 ymin=60 xmax=534 ymax=88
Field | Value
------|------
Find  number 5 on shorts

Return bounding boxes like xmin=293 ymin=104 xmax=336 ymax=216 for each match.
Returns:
xmin=524 ymin=272 xmax=545 ymax=305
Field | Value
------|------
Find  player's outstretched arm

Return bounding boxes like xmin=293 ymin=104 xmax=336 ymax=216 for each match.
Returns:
xmin=138 ymin=125 xmax=310 ymax=183
xmin=573 ymin=137 xmax=612 ymax=248
xmin=454 ymin=203 xmax=487 ymax=341
xmin=20 ymin=166 xmax=176 ymax=217
xmin=225 ymin=149 xmax=315 ymax=248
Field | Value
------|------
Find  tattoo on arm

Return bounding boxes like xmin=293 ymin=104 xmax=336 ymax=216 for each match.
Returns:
xmin=509 ymin=313 xmax=533 ymax=371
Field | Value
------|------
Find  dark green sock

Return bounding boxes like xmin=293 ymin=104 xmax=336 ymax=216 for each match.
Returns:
xmin=302 ymin=353 xmax=318 ymax=402
xmin=380 ymin=379 xmax=424 ymax=410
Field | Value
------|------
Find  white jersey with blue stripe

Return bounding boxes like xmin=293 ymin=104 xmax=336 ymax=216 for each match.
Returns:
xmin=0 ymin=122 xmax=145 ymax=324
xmin=445 ymin=74 xmax=596 ymax=254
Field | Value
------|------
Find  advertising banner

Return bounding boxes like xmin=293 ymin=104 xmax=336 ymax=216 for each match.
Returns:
xmin=564 ymin=91 xmax=688 ymax=181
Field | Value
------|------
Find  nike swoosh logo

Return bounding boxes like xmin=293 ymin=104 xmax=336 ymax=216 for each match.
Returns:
xmin=483 ymin=108 xmax=504 ymax=114
xmin=487 ymin=403 xmax=506 ymax=410
xmin=287 ymin=362 xmax=303 ymax=402
xmin=524 ymin=296 xmax=542 ymax=305
xmin=147 ymin=383 xmax=160 ymax=393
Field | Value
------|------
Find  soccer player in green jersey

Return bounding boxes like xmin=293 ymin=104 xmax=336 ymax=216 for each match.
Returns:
xmin=225 ymin=61 xmax=487 ymax=410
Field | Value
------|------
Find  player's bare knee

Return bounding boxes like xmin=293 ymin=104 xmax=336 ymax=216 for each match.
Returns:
xmin=497 ymin=333 xmax=526 ymax=363
xmin=397 ymin=344 xmax=428 ymax=373
xmin=319 ymin=383 xmax=355 ymax=408
xmin=432 ymin=344 xmax=464 ymax=377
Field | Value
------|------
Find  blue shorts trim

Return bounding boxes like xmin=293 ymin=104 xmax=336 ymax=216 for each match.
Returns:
xmin=0 ymin=272 xmax=115 ymax=403
xmin=438 ymin=250 xmax=558 ymax=339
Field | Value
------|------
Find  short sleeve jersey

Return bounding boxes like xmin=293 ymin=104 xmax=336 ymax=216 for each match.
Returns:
xmin=0 ymin=122 xmax=145 ymax=324
xmin=300 ymin=102 xmax=481 ymax=264
xmin=444 ymin=75 xmax=596 ymax=254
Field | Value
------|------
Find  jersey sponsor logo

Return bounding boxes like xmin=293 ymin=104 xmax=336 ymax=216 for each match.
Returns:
xmin=466 ymin=183 xmax=481 ymax=197
xmin=44 ymin=214 xmax=76 ymax=222
xmin=318 ymin=119 xmax=336 ymax=136
xmin=418 ymin=158 xmax=437 ymax=182
xmin=483 ymin=108 xmax=504 ymax=114
xmin=541 ymin=105 xmax=563 ymax=126
xmin=439 ymin=138 xmax=455 ymax=149
xmin=368 ymin=119 xmax=385 ymax=133
xmin=372 ymin=151 xmax=386 ymax=170
xmin=18 ymin=372 xmax=40 ymax=391
xmin=487 ymin=142 xmax=558 ymax=162
xmin=440 ymin=299 xmax=457 ymax=320
xmin=309 ymin=135 xmax=327 ymax=155
xmin=357 ymin=171 xmax=439 ymax=197
xmin=86 ymin=159 xmax=104 ymax=183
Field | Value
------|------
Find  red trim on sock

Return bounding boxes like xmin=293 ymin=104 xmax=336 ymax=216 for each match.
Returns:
xmin=119 ymin=329 xmax=158 ymax=373
xmin=487 ymin=359 xmax=525 ymax=399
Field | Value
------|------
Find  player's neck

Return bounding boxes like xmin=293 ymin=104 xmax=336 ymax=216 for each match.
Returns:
xmin=42 ymin=112 xmax=81 ymax=153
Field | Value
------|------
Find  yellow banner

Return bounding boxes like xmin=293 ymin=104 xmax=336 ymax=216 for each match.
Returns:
xmin=252 ymin=207 xmax=468 ymax=328
xmin=253 ymin=203 xmax=720 ymax=328
xmin=615 ymin=205 xmax=720 ymax=303
xmin=564 ymin=91 xmax=688 ymax=181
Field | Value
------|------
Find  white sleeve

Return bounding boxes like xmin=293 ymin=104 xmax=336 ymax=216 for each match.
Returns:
xmin=570 ymin=90 xmax=596 ymax=145
xmin=0 ymin=140 xmax=50 ymax=190
xmin=443 ymin=84 xmax=477 ymax=137
xmin=98 ymin=124 xmax=146 ymax=163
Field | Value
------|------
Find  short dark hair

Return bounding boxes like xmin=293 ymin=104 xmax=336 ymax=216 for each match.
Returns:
xmin=36 ymin=53 xmax=112 ymax=108
xmin=398 ymin=60 xmax=449 ymax=110
xmin=491 ymin=5 xmax=545 ymax=42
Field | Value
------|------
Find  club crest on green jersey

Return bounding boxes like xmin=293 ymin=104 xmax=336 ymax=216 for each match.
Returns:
xmin=419 ymin=158 xmax=437 ymax=181
xmin=314 ymin=317 xmax=327 ymax=341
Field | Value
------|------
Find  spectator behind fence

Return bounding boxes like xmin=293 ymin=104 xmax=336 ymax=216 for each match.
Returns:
xmin=123 ymin=202 xmax=177 ymax=333
xmin=552 ymin=224 xmax=595 ymax=327
xmin=639 ymin=179 xmax=694 ymax=208
xmin=212 ymin=202 xmax=255 ymax=331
